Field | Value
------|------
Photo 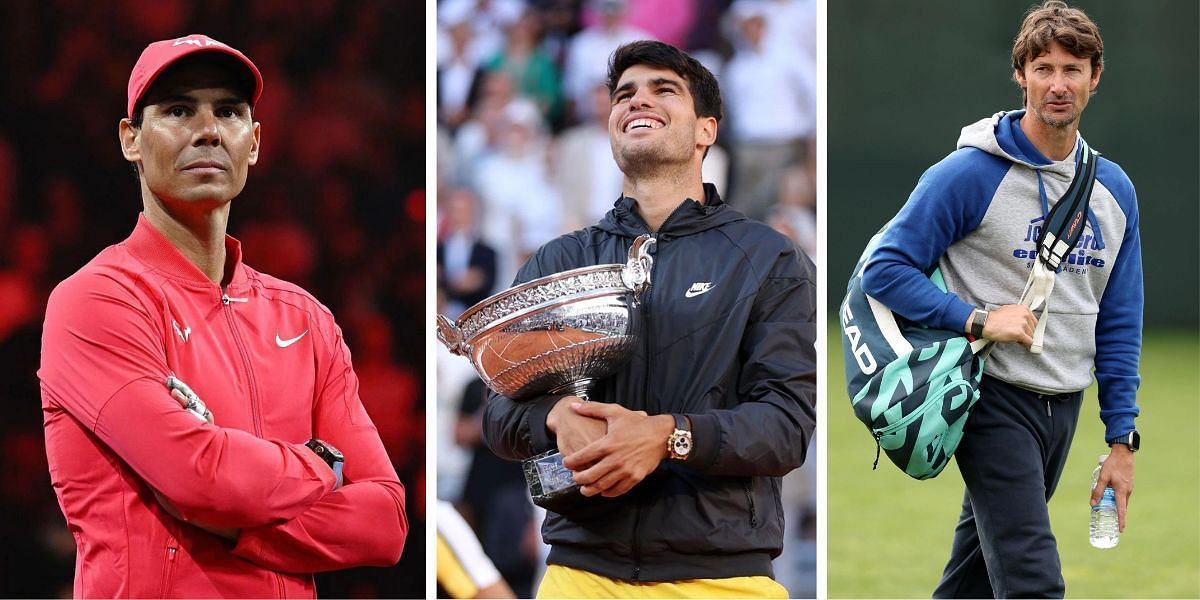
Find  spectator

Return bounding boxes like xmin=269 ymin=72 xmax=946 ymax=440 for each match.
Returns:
xmin=551 ymin=82 xmax=625 ymax=229
xmin=440 ymin=8 xmax=487 ymax=129
xmin=484 ymin=8 xmax=565 ymax=126
xmin=438 ymin=185 xmax=500 ymax=317
xmin=563 ymin=0 xmax=654 ymax=122
xmin=472 ymin=99 xmax=563 ymax=281
xmin=722 ymin=0 xmax=815 ymax=220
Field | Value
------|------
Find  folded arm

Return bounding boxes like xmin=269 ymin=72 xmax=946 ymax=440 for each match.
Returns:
xmin=230 ymin=317 xmax=408 ymax=572
xmin=41 ymin=276 xmax=336 ymax=529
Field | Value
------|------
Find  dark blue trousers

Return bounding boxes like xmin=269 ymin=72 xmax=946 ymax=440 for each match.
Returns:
xmin=933 ymin=375 xmax=1084 ymax=599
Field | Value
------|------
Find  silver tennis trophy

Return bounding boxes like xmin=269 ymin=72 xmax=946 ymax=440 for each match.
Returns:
xmin=436 ymin=235 xmax=655 ymax=506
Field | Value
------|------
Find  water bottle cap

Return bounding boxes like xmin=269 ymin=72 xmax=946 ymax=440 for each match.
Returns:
xmin=1098 ymin=454 xmax=1109 ymax=464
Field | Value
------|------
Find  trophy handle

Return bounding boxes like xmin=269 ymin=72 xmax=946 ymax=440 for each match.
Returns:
xmin=621 ymin=234 xmax=656 ymax=304
xmin=435 ymin=314 xmax=469 ymax=356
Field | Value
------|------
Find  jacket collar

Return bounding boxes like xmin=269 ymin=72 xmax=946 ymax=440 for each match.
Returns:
xmin=123 ymin=212 xmax=250 ymax=289
xmin=598 ymin=183 xmax=745 ymax=239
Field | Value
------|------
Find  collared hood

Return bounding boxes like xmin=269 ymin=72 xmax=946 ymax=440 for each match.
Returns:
xmin=956 ymin=110 xmax=1082 ymax=179
xmin=596 ymin=182 xmax=746 ymax=239
xmin=124 ymin=212 xmax=250 ymax=290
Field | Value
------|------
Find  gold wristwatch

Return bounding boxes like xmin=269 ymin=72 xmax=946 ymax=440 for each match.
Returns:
xmin=666 ymin=414 xmax=693 ymax=462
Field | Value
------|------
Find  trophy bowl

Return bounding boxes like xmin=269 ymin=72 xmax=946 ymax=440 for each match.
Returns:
xmin=436 ymin=235 xmax=656 ymax=509
xmin=436 ymin=234 xmax=655 ymax=400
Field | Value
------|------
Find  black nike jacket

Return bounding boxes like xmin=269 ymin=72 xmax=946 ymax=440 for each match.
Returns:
xmin=483 ymin=184 xmax=817 ymax=582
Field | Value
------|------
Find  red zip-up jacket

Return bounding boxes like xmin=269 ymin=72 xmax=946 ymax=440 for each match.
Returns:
xmin=39 ymin=214 xmax=408 ymax=598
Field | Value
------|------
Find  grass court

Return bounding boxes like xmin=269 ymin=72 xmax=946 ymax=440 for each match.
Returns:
xmin=827 ymin=326 xmax=1200 ymax=598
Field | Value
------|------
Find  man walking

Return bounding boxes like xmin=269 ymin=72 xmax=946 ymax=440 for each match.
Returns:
xmin=861 ymin=2 xmax=1142 ymax=597
xmin=484 ymin=40 xmax=816 ymax=598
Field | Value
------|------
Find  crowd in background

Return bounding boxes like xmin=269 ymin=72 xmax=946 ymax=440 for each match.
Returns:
xmin=435 ymin=0 xmax=816 ymax=596
xmin=0 ymin=1 xmax=424 ymax=597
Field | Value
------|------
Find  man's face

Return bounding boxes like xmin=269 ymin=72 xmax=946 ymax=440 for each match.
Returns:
xmin=607 ymin=64 xmax=715 ymax=177
xmin=120 ymin=58 xmax=260 ymax=207
xmin=1015 ymin=40 xmax=1101 ymax=129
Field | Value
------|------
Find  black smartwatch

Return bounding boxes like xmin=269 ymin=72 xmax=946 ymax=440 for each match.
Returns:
xmin=305 ymin=439 xmax=345 ymax=487
xmin=969 ymin=308 xmax=989 ymax=338
xmin=1107 ymin=430 xmax=1140 ymax=452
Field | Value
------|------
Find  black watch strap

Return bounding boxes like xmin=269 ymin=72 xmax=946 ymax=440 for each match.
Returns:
xmin=305 ymin=438 xmax=344 ymax=467
xmin=1107 ymin=430 xmax=1140 ymax=452
xmin=673 ymin=413 xmax=688 ymax=432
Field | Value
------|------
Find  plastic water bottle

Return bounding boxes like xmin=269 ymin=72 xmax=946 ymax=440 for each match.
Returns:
xmin=1089 ymin=454 xmax=1119 ymax=548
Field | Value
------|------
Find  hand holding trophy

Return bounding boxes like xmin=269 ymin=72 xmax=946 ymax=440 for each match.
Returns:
xmin=436 ymin=235 xmax=655 ymax=507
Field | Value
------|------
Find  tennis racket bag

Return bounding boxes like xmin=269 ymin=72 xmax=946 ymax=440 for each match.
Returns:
xmin=841 ymin=140 xmax=1099 ymax=480
xmin=840 ymin=233 xmax=985 ymax=480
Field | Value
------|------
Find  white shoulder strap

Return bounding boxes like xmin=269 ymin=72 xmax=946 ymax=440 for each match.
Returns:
xmin=1018 ymin=260 xmax=1057 ymax=354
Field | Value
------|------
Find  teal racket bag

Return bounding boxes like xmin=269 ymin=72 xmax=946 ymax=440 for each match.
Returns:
xmin=839 ymin=231 xmax=986 ymax=480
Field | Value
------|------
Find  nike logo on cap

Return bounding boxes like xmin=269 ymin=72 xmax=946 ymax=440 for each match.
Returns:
xmin=685 ymin=282 xmax=715 ymax=298
xmin=276 ymin=330 xmax=309 ymax=348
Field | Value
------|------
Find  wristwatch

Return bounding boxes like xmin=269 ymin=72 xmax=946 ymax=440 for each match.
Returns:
xmin=666 ymin=414 xmax=693 ymax=462
xmin=969 ymin=308 xmax=989 ymax=338
xmin=305 ymin=439 xmax=345 ymax=486
xmin=1107 ymin=430 xmax=1140 ymax=452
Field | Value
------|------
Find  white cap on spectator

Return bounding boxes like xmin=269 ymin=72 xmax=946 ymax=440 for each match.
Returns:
xmin=503 ymin=98 xmax=544 ymax=132
xmin=441 ymin=0 xmax=526 ymax=27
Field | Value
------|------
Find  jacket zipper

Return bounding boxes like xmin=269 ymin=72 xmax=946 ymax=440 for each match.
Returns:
xmin=630 ymin=235 xmax=654 ymax=581
xmin=630 ymin=502 xmax=643 ymax=581
xmin=871 ymin=380 xmax=973 ymax=469
xmin=627 ymin=202 xmax=689 ymax=582
xmin=221 ymin=292 xmax=263 ymax=436
xmin=221 ymin=293 xmax=282 ymax=598
xmin=742 ymin=479 xmax=758 ymax=528
xmin=158 ymin=545 xmax=177 ymax=597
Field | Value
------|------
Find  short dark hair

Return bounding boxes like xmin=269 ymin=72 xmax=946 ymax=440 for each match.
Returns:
xmin=606 ymin=40 xmax=723 ymax=123
xmin=1012 ymin=1 xmax=1104 ymax=104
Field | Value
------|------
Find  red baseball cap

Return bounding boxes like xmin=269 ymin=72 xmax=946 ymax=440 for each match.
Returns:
xmin=126 ymin=34 xmax=263 ymax=118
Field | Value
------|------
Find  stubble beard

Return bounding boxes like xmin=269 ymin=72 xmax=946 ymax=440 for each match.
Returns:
xmin=1032 ymin=96 xmax=1080 ymax=129
xmin=614 ymin=138 xmax=691 ymax=181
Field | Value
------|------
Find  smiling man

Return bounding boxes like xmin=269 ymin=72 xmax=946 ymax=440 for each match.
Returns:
xmin=38 ymin=34 xmax=407 ymax=597
xmin=483 ymin=40 xmax=816 ymax=598
xmin=859 ymin=2 xmax=1142 ymax=597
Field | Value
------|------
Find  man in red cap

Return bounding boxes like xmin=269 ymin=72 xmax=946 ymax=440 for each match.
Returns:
xmin=39 ymin=34 xmax=408 ymax=597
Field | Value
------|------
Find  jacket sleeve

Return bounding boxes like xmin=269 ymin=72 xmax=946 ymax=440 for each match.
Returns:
xmin=39 ymin=273 xmax=337 ymax=529
xmin=1093 ymin=168 xmax=1142 ymax=441
xmin=231 ymin=314 xmax=407 ymax=572
xmin=861 ymin=148 xmax=1002 ymax=331
xmin=682 ymin=247 xmax=817 ymax=476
